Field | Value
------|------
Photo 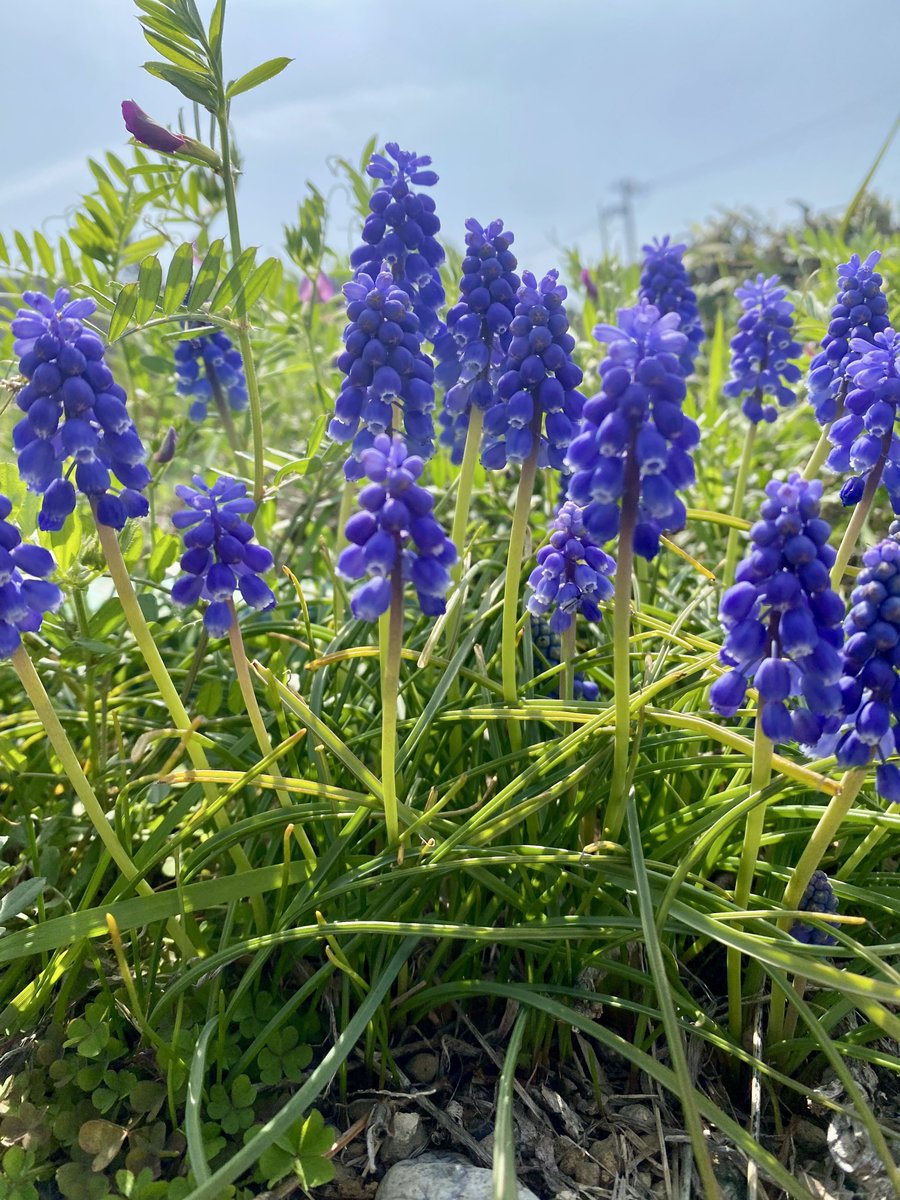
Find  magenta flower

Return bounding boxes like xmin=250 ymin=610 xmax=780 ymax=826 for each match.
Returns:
xmin=121 ymin=100 xmax=186 ymax=154
xmin=299 ymin=272 xmax=336 ymax=304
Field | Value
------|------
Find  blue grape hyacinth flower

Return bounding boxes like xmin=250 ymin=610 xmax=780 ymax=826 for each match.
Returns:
xmin=530 ymin=615 xmax=599 ymax=701
xmin=790 ymin=869 xmax=839 ymax=947
xmin=710 ymin=474 xmax=845 ymax=745
xmin=808 ymin=536 xmax=900 ymax=800
xmin=336 ymin=433 xmax=456 ymax=621
xmin=480 ymin=270 xmax=585 ymax=473
xmin=639 ymin=236 xmax=704 ymax=373
xmin=174 ymin=330 xmax=248 ymax=422
xmin=724 ymin=274 xmax=802 ymax=424
xmin=808 ymin=251 xmax=891 ymax=426
xmin=0 ymin=495 xmax=63 ymax=658
xmin=10 ymin=290 xmax=151 ymax=531
xmin=171 ymin=476 xmax=276 ymax=637
xmin=567 ymin=300 xmax=697 ymax=560
xmin=350 ymin=143 xmax=445 ymax=344
xmin=826 ymin=327 xmax=900 ymax=510
xmin=434 ymin=218 xmax=521 ymax=464
xmin=330 ymin=265 xmax=436 ymax=481
xmin=526 ymin=501 xmax=615 ymax=633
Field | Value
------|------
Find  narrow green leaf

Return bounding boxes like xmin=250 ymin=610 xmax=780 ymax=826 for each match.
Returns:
xmin=234 ymin=256 xmax=282 ymax=311
xmin=14 ymin=231 xmax=33 ymax=270
xmin=143 ymin=61 xmax=217 ymax=111
xmin=190 ymin=238 xmax=224 ymax=309
xmin=135 ymin=255 xmax=163 ymax=324
xmin=33 ymin=232 xmax=55 ymax=277
xmin=208 ymin=0 xmax=226 ymax=59
xmin=108 ymin=283 xmax=139 ymax=342
xmin=163 ymin=242 xmax=195 ymax=314
xmin=142 ymin=28 xmax=206 ymax=70
xmin=0 ymin=232 xmax=8 ymax=264
xmin=226 ymin=57 xmax=292 ymax=100
xmin=0 ymin=877 xmax=46 ymax=929
xmin=492 ymin=1012 xmax=526 ymax=1200
xmin=210 ymin=247 xmax=258 ymax=312
xmin=184 ymin=1019 xmax=216 ymax=1183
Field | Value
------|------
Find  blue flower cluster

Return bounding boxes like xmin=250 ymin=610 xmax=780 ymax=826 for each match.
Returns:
xmin=0 ymin=495 xmax=62 ymax=658
xmin=808 ymin=251 xmax=890 ymax=425
xmin=639 ymin=237 xmax=704 ymax=373
xmin=337 ymin=433 xmax=456 ymax=621
xmin=350 ymin=143 xmax=445 ymax=343
xmin=826 ymin=326 xmax=900 ymax=509
xmin=11 ymin=290 xmax=150 ymax=531
xmin=710 ymin=474 xmax=845 ymax=744
xmin=174 ymin=330 xmax=248 ymax=423
xmin=820 ymin=538 xmax=900 ymax=799
xmin=435 ymin=218 xmax=521 ymax=464
xmin=723 ymin=274 xmax=802 ymax=424
xmin=171 ymin=476 xmax=276 ymax=637
xmin=567 ymin=301 xmax=697 ymax=560
xmin=530 ymin=616 xmax=599 ymax=701
xmin=329 ymin=267 xmax=436 ymax=481
xmin=481 ymin=270 xmax=584 ymax=472
xmin=526 ymin=501 xmax=615 ymax=633
xmin=790 ymin=870 xmax=839 ymax=947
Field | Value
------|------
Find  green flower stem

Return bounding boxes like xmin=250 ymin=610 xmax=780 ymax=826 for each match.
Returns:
xmin=94 ymin=515 xmax=266 ymax=931
xmin=829 ymin=433 xmax=891 ymax=589
xmin=217 ymin=112 xmax=266 ymax=508
xmin=226 ymin=602 xmax=317 ymax=872
xmin=211 ymin=376 xmax=243 ymax=474
xmin=767 ymin=765 xmax=867 ymax=1046
xmin=72 ymin=587 xmax=100 ymax=781
xmin=11 ymin=644 xmax=196 ymax=958
xmin=803 ymin=423 xmax=833 ymax=481
xmin=561 ymin=621 xmax=575 ymax=707
xmin=500 ymin=440 xmax=541 ymax=746
xmin=450 ymin=405 xmax=485 ymax=559
xmin=333 ymin=481 xmax=355 ymax=632
xmin=722 ymin=423 xmax=757 ymax=587
xmin=604 ymin=437 xmax=640 ymax=842
xmin=726 ymin=716 xmax=774 ymax=1042
xmin=380 ymin=568 xmax=405 ymax=848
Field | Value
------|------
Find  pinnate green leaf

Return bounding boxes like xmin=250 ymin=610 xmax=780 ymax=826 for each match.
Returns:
xmin=226 ymin=57 xmax=292 ymax=99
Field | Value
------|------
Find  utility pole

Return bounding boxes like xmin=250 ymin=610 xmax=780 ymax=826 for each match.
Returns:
xmin=606 ymin=178 xmax=647 ymax=263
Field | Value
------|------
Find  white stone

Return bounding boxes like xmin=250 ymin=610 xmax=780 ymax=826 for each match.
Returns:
xmin=376 ymin=1152 xmax=540 ymax=1200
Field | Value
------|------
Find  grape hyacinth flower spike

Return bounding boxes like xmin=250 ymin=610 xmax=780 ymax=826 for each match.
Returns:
xmin=11 ymin=290 xmax=151 ymax=531
xmin=567 ymin=299 xmax=696 ymax=560
xmin=790 ymin=869 xmax=839 ymax=947
xmin=724 ymin=274 xmax=802 ymax=425
xmin=808 ymin=251 xmax=890 ymax=426
xmin=329 ymin=265 xmax=436 ymax=481
xmin=350 ymin=143 xmax=445 ymax=343
xmin=481 ymin=269 xmax=585 ymax=473
xmin=336 ymin=433 xmax=456 ymax=621
xmin=710 ymin=473 xmax=844 ymax=745
xmin=639 ymin=236 xmax=704 ymax=373
xmin=434 ymin=218 xmax=520 ymax=466
xmin=171 ymin=476 xmax=276 ymax=636
xmin=721 ymin=274 xmax=803 ymax=586
xmin=527 ymin=501 xmax=615 ymax=633
xmin=175 ymin=329 xmax=249 ymax=423
xmin=0 ymin=495 xmax=63 ymax=658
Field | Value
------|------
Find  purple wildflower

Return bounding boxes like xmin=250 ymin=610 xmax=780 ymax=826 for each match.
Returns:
xmin=724 ymin=274 xmax=802 ymax=424
xmin=0 ymin=495 xmax=63 ymax=659
xmin=526 ymin=501 xmax=615 ymax=633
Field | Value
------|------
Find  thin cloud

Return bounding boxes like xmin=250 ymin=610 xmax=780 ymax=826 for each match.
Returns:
xmin=0 ymin=152 xmax=99 ymax=207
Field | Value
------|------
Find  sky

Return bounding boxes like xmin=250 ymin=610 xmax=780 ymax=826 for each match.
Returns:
xmin=3 ymin=0 xmax=900 ymax=281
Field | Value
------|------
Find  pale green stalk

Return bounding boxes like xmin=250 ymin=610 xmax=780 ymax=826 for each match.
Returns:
xmin=379 ymin=569 xmax=405 ymax=848
xmin=837 ymin=800 xmax=900 ymax=878
xmin=216 ymin=112 xmax=266 ymax=507
xmin=450 ymin=405 xmax=485 ymax=559
xmin=767 ymin=766 xmax=867 ymax=1046
xmin=12 ymin=644 xmax=195 ymax=957
xmin=500 ymin=440 xmax=541 ymax=746
xmin=726 ymin=717 xmax=773 ymax=1042
xmin=94 ymin=516 xmax=266 ymax=930
xmin=830 ymin=448 xmax=888 ymax=589
xmin=226 ymin=602 xmax=317 ymax=871
xmin=803 ymin=423 xmax=833 ymax=481
xmin=722 ymin=423 xmax=756 ymax=587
